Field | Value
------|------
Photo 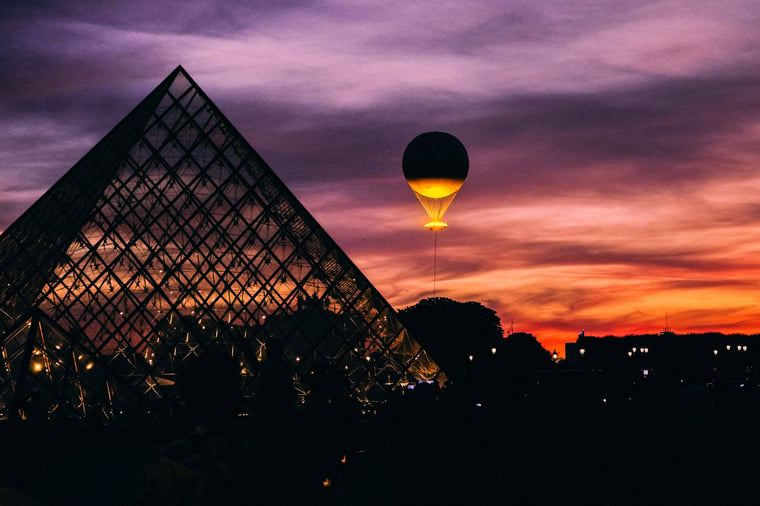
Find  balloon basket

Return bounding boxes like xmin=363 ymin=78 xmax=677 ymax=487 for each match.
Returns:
xmin=425 ymin=221 xmax=447 ymax=231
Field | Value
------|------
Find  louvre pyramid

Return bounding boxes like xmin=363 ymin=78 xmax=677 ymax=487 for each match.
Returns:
xmin=0 ymin=66 xmax=443 ymax=426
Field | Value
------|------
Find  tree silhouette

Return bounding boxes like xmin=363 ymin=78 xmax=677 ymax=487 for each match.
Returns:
xmin=398 ymin=297 xmax=503 ymax=381
xmin=496 ymin=331 xmax=553 ymax=371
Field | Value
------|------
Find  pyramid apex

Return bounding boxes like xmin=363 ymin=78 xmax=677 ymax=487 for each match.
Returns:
xmin=171 ymin=64 xmax=188 ymax=76
xmin=163 ymin=64 xmax=191 ymax=83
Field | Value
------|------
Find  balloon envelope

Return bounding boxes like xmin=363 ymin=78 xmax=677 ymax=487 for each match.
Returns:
xmin=402 ymin=132 xmax=468 ymax=230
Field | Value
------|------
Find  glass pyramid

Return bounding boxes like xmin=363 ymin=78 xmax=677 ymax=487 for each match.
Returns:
xmin=0 ymin=66 xmax=444 ymax=426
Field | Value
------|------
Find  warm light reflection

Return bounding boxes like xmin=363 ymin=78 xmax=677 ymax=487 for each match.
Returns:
xmin=406 ymin=178 xmax=464 ymax=199
xmin=406 ymin=178 xmax=464 ymax=231
xmin=424 ymin=221 xmax=447 ymax=231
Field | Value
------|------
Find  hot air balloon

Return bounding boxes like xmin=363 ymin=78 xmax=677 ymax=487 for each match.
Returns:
xmin=402 ymin=131 xmax=469 ymax=231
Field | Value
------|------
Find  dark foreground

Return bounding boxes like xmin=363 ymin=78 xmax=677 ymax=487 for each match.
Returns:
xmin=2 ymin=379 xmax=759 ymax=506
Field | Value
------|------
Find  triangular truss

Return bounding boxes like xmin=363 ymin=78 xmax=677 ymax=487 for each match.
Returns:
xmin=0 ymin=66 xmax=443 ymax=425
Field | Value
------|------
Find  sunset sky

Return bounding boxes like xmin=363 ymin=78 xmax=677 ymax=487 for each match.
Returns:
xmin=3 ymin=1 xmax=760 ymax=354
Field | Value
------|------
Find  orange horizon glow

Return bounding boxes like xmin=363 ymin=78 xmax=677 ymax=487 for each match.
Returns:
xmin=298 ymin=172 xmax=760 ymax=359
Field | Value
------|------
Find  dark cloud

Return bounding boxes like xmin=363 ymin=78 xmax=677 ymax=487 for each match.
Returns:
xmin=218 ymin=66 xmax=760 ymax=220
xmin=453 ymin=71 xmax=760 ymax=200
xmin=506 ymin=240 xmax=725 ymax=272
xmin=1 ymin=0 xmax=315 ymax=37
xmin=366 ymin=1 xmax=655 ymax=57
xmin=660 ymin=278 xmax=758 ymax=291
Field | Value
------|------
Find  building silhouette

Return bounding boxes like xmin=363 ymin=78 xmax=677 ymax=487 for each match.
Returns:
xmin=0 ymin=66 xmax=444 ymax=426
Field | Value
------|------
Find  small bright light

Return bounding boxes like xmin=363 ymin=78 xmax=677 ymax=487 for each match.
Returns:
xmin=32 ymin=362 xmax=43 ymax=373
xmin=491 ymin=347 xmax=497 ymax=355
xmin=632 ymin=347 xmax=637 ymax=353
xmin=713 ymin=349 xmax=718 ymax=355
xmin=579 ymin=348 xmax=586 ymax=356
xmin=628 ymin=351 xmax=632 ymax=357
xmin=322 ymin=478 xmax=332 ymax=487
xmin=424 ymin=221 xmax=448 ymax=231
xmin=85 ymin=362 xmax=94 ymax=370
xmin=468 ymin=355 xmax=474 ymax=362
xmin=726 ymin=345 xmax=731 ymax=351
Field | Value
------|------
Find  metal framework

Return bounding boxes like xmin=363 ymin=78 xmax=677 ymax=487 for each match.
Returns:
xmin=0 ymin=66 xmax=443 ymax=426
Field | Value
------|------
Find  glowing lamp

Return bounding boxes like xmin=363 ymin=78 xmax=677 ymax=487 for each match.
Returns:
xmin=424 ymin=221 xmax=448 ymax=231
xmin=31 ymin=359 xmax=44 ymax=373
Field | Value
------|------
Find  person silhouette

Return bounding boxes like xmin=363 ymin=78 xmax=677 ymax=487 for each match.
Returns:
xmin=257 ymin=339 xmax=296 ymax=424
xmin=255 ymin=339 xmax=312 ymax=505
xmin=137 ymin=350 xmax=260 ymax=505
